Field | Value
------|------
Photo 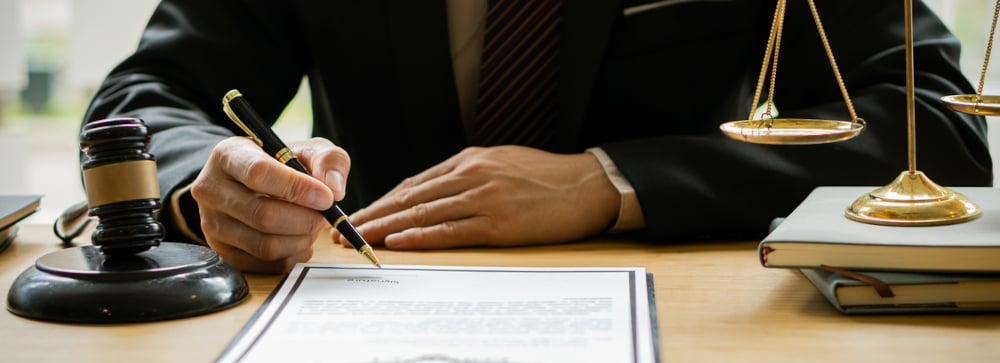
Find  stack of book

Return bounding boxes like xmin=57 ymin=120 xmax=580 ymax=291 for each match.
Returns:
xmin=0 ymin=195 xmax=42 ymax=252
xmin=760 ymin=186 xmax=1000 ymax=314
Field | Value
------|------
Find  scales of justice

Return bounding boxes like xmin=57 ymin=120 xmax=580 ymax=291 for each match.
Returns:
xmin=720 ymin=0 xmax=997 ymax=226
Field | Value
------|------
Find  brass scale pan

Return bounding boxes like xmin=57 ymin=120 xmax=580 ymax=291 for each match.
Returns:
xmin=941 ymin=95 xmax=1000 ymax=116
xmin=719 ymin=119 xmax=864 ymax=145
xmin=940 ymin=0 xmax=1000 ymax=117
xmin=718 ymin=0 xmax=865 ymax=145
xmin=720 ymin=0 xmax=999 ymax=144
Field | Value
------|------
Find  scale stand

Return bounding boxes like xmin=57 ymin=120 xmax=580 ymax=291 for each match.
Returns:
xmin=846 ymin=0 xmax=980 ymax=226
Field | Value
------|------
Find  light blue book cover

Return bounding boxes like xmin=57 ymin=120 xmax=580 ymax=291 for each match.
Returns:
xmin=801 ymin=268 xmax=1000 ymax=314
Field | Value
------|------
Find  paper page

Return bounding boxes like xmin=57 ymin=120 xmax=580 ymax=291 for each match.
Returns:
xmin=218 ymin=264 xmax=656 ymax=363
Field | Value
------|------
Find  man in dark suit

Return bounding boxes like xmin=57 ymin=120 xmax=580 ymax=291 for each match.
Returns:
xmin=84 ymin=0 xmax=992 ymax=272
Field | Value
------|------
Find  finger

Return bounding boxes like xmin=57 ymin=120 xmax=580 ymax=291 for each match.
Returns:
xmin=351 ymin=148 xmax=486 ymax=228
xmin=350 ymin=169 xmax=478 ymax=226
xmin=209 ymin=240 xmax=314 ymax=274
xmin=354 ymin=193 xmax=478 ymax=245
xmin=291 ymin=138 xmax=351 ymax=201
xmin=201 ymin=212 xmax=317 ymax=262
xmin=340 ymin=175 xmax=478 ymax=247
xmin=217 ymin=137 xmax=333 ymax=210
xmin=195 ymin=173 xmax=329 ymax=235
xmin=329 ymin=228 xmax=342 ymax=244
xmin=383 ymin=216 xmax=497 ymax=250
xmin=329 ymin=226 xmax=373 ymax=248
xmin=201 ymin=214 xmax=316 ymax=273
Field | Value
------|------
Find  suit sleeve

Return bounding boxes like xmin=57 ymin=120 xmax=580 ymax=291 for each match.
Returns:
xmin=82 ymin=0 xmax=309 ymax=243
xmin=600 ymin=1 xmax=993 ymax=241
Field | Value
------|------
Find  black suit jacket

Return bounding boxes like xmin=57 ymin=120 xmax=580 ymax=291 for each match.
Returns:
xmin=84 ymin=0 xmax=992 ymax=244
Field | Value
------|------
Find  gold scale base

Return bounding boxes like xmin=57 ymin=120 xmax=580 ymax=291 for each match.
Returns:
xmin=846 ymin=171 xmax=981 ymax=226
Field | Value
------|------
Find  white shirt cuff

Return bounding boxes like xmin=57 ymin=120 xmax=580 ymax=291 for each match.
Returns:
xmin=586 ymin=147 xmax=645 ymax=233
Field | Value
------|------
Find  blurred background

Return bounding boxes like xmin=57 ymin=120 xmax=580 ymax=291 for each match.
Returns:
xmin=0 ymin=0 xmax=997 ymax=224
xmin=0 ymin=0 xmax=311 ymax=223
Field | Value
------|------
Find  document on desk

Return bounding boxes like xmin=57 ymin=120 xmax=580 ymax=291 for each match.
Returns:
xmin=218 ymin=264 xmax=658 ymax=363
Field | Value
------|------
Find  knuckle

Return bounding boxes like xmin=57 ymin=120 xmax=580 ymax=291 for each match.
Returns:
xmin=438 ymin=220 xmax=466 ymax=241
xmin=318 ymin=144 xmax=350 ymax=168
xmin=283 ymin=175 xmax=308 ymax=202
xmin=452 ymin=191 xmax=477 ymax=208
xmin=301 ymin=138 xmax=350 ymax=171
xmin=458 ymin=146 xmax=484 ymax=157
xmin=254 ymin=234 xmax=281 ymax=261
xmin=249 ymin=200 xmax=276 ymax=230
xmin=398 ymin=176 xmax=417 ymax=188
xmin=213 ymin=141 xmax=241 ymax=171
xmin=242 ymin=158 xmax=271 ymax=188
xmin=409 ymin=203 xmax=430 ymax=226
xmin=453 ymin=159 xmax=494 ymax=177
xmin=190 ymin=179 xmax=212 ymax=202
xmin=395 ymin=188 xmax=417 ymax=210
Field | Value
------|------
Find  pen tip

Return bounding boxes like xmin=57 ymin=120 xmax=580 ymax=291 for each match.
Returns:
xmin=360 ymin=245 xmax=382 ymax=268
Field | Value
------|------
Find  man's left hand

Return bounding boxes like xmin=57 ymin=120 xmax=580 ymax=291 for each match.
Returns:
xmin=335 ymin=146 xmax=620 ymax=249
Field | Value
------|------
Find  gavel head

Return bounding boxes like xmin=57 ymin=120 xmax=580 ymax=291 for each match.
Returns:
xmin=80 ymin=117 xmax=163 ymax=255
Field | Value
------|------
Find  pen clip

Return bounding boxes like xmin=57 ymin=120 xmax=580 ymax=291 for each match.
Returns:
xmin=222 ymin=89 xmax=264 ymax=147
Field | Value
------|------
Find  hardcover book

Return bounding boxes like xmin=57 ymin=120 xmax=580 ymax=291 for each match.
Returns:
xmin=759 ymin=186 xmax=1000 ymax=273
xmin=801 ymin=268 xmax=1000 ymax=314
xmin=0 ymin=195 xmax=42 ymax=252
xmin=0 ymin=195 xmax=41 ymax=230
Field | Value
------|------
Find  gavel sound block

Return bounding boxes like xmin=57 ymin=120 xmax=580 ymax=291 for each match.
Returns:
xmin=7 ymin=118 xmax=248 ymax=323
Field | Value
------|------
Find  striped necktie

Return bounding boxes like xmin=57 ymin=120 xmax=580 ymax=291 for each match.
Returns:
xmin=473 ymin=0 xmax=563 ymax=148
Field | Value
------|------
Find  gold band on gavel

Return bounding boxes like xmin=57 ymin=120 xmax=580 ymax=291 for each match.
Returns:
xmin=83 ymin=160 xmax=161 ymax=207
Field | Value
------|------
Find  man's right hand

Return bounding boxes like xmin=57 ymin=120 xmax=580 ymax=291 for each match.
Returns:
xmin=190 ymin=136 xmax=351 ymax=273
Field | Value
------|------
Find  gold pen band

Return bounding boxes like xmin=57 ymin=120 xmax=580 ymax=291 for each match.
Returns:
xmin=275 ymin=148 xmax=295 ymax=164
xmin=332 ymin=215 xmax=348 ymax=229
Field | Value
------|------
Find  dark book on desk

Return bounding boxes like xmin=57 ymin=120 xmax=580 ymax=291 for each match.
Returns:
xmin=801 ymin=268 xmax=1000 ymax=314
xmin=759 ymin=186 xmax=1000 ymax=273
xmin=0 ymin=195 xmax=42 ymax=252
xmin=0 ymin=195 xmax=41 ymax=229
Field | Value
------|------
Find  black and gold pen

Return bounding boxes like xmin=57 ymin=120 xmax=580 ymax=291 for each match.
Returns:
xmin=222 ymin=89 xmax=381 ymax=268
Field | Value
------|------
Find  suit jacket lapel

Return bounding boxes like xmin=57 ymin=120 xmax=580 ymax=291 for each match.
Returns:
xmin=557 ymin=0 xmax=620 ymax=151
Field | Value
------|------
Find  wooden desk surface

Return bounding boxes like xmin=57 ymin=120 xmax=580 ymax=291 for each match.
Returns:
xmin=3 ymin=224 xmax=999 ymax=363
